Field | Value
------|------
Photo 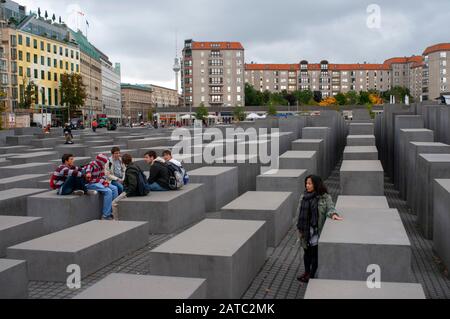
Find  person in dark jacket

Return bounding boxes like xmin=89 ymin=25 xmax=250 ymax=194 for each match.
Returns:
xmin=144 ymin=150 xmax=169 ymax=191
xmin=297 ymin=175 xmax=343 ymax=283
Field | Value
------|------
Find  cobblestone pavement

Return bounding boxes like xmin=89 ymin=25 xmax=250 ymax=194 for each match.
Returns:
xmin=28 ymin=160 xmax=449 ymax=299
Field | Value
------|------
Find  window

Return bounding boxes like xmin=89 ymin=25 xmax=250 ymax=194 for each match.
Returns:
xmin=26 ymin=52 xmax=30 ymax=62
xmin=26 ymin=37 xmax=30 ymax=47
xmin=41 ymin=70 xmax=45 ymax=80
xmin=33 ymin=54 xmax=38 ymax=64
xmin=71 ymin=63 xmax=74 ymax=72
xmin=40 ymin=41 xmax=44 ymax=51
xmin=41 ymin=56 xmax=44 ymax=65
xmin=76 ymin=64 xmax=79 ymax=72
xmin=47 ymin=43 xmax=51 ymax=53
xmin=19 ymin=66 xmax=23 ymax=76
xmin=18 ymin=51 xmax=23 ymax=61
xmin=27 ymin=68 xmax=31 ymax=77
xmin=71 ymin=50 xmax=74 ymax=59
xmin=47 ymin=57 xmax=51 ymax=67
xmin=65 ymin=48 xmax=68 ymax=57
xmin=54 ymin=89 xmax=58 ymax=105
xmin=60 ymin=47 xmax=63 ymax=55
xmin=54 ymin=45 xmax=57 ymax=54
xmin=48 ymin=72 xmax=51 ymax=81
xmin=66 ymin=61 xmax=68 ymax=70
xmin=60 ymin=60 xmax=63 ymax=69
xmin=34 ymin=69 xmax=38 ymax=79
xmin=54 ymin=73 xmax=58 ymax=82
xmin=33 ymin=39 xmax=37 ymax=49
xmin=17 ymin=34 xmax=23 ymax=45
xmin=440 ymin=52 xmax=447 ymax=58
xmin=76 ymin=52 xmax=79 ymax=60
xmin=48 ymin=88 xmax=52 ymax=105
xmin=54 ymin=59 xmax=57 ymax=68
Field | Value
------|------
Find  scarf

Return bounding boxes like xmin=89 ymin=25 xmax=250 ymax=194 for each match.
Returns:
xmin=297 ymin=191 xmax=319 ymax=242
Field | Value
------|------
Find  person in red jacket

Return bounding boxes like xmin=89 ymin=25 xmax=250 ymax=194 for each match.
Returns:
xmin=85 ymin=154 xmax=119 ymax=220
xmin=92 ymin=119 xmax=98 ymax=132
xmin=51 ymin=154 xmax=87 ymax=195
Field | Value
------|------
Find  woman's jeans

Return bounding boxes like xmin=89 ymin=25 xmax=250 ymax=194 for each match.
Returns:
xmin=146 ymin=182 xmax=168 ymax=192
xmin=86 ymin=183 xmax=118 ymax=218
xmin=111 ymin=180 xmax=124 ymax=195
xmin=57 ymin=176 xmax=87 ymax=195
xmin=303 ymin=245 xmax=319 ymax=278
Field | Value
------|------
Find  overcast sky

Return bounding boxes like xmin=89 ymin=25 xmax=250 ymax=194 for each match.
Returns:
xmin=19 ymin=0 xmax=450 ymax=90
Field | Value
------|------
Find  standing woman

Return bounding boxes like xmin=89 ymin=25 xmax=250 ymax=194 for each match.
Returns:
xmin=297 ymin=175 xmax=343 ymax=283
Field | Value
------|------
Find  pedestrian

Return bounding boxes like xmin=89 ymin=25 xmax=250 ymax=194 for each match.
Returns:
xmin=84 ymin=154 xmax=119 ymax=220
xmin=143 ymin=150 xmax=169 ymax=191
xmin=92 ymin=119 xmax=98 ymax=133
xmin=105 ymin=147 xmax=126 ymax=195
xmin=297 ymin=175 xmax=343 ymax=283
xmin=50 ymin=154 xmax=91 ymax=196
xmin=64 ymin=123 xmax=73 ymax=144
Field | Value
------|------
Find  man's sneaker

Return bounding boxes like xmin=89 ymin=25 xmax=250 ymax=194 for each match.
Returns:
xmin=72 ymin=190 xmax=84 ymax=196
xmin=86 ymin=190 xmax=98 ymax=196
xmin=101 ymin=215 xmax=114 ymax=221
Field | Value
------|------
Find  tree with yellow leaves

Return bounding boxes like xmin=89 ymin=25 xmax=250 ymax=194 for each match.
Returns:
xmin=319 ymin=96 xmax=337 ymax=106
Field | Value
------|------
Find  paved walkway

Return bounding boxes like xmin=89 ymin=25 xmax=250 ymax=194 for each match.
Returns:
xmin=28 ymin=161 xmax=450 ymax=299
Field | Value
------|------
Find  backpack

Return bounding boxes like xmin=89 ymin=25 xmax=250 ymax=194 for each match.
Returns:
xmin=135 ymin=167 xmax=150 ymax=196
xmin=49 ymin=174 xmax=57 ymax=190
xmin=166 ymin=162 xmax=185 ymax=190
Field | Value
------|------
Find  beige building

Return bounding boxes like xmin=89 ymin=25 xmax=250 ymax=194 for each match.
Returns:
xmin=182 ymin=39 xmax=245 ymax=107
xmin=143 ymin=84 xmax=178 ymax=108
xmin=422 ymin=43 xmax=450 ymax=101
xmin=121 ymin=83 xmax=153 ymax=124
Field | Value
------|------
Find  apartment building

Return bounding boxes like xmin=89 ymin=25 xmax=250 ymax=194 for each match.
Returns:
xmin=181 ymin=39 xmax=245 ymax=107
xmin=144 ymin=84 xmax=178 ymax=108
xmin=422 ymin=43 xmax=450 ymax=101
xmin=100 ymin=53 xmax=121 ymax=122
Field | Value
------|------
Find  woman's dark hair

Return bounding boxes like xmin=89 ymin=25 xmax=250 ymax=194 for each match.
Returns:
xmin=305 ymin=175 xmax=328 ymax=195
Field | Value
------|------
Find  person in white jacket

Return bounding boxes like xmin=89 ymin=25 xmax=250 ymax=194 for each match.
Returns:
xmin=162 ymin=150 xmax=189 ymax=185
xmin=105 ymin=147 xmax=126 ymax=195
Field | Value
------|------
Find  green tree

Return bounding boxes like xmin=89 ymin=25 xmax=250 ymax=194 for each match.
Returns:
xmin=358 ymin=91 xmax=371 ymax=105
xmin=233 ymin=106 xmax=246 ymax=122
xmin=195 ymin=102 xmax=208 ymax=120
xmin=245 ymin=83 xmax=262 ymax=106
xmin=60 ymin=73 xmax=86 ymax=120
xmin=335 ymin=92 xmax=347 ymax=105
xmin=18 ymin=77 xmax=36 ymax=109
xmin=345 ymin=91 xmax=359 ymax=105
xmin=295 ymin=90 xmax=314 ymax=105
xmin=381 ymin=86 xmax=413 ymax=104
xmin=267 ymin=101 xmax=277 ymax=116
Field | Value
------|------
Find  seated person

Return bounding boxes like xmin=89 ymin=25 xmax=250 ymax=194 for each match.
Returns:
xmin=143 ymin=150 xmax=170 ymax=191
xmin=105 ymin=147 xmax=126 ymax=195
xmin=162 ymin=150 xmax=189 ymax=185
xmin=51 ymin=154 xmax=87 ymax=196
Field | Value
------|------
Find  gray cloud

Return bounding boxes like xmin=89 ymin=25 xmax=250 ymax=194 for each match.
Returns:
xmin=19 ymin=0 xmax=450 ymax=89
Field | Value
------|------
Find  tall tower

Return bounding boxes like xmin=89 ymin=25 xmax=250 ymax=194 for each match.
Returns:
xmin=173 ymin=32 xmax=181 ymax=93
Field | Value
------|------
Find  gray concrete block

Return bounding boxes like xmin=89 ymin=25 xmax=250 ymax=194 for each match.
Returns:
xmin=352 ymin=109 xmax=372 ymax=121
xmin=0 ymin=188 xmax=48 ymax=216
xmin=50 ymin=157 xmax=91 ymax=167
xmin=188 ymin=167 xmax=238 ymax=212
xmin=0 ymin=163 xmax=55 ymax=178
xmin=416 ymin=154 xmax=450 ymax=239
xmin=347 ymin=135 xmax=376 ymax=146
xmin=256 ymin=168 xmax=307 ymax=208
xmin=0 ymin=216 xmax=44 ymax=257
xmin=279 ymin=151 xmax=317 ymax=175
xmin=54 ymin=144 xmax=88 ymax=157
xmin=349 ymin=123 xmax=374 ymax=135
xmin=27 ymin=191 xmax=103 ymax=234
xmin=335 ymin=196 xmax=389 ymax=210
xmin=9 ymin=151 xmax=58 ymax=165
xmin=127 ymin=137 xmax=171 ymax=149
xmin=118 ymin=184 xmax=206 ymax=234
xmin=6 ymin=135 xmax=34 ymax=146
xmin=0 ymin=145 xmax=30 ymax=154
xmin=83 ymin=139 xmax=114 ymax=147
xmin=221 ymin=191 xmax=294 ymax=247
xmin=397 ymin=129 xmax=434 ymax=198
xmin=433 ymin=179 xmax=450 ymax=271
xmin=73 ymin=273 xmax=207 ymax=299
xmin=302 ymin=127 xmax=332 ymax=177
xmin=407 ymin=142 xmax=450 ymax=212
xmin=305 ymin=279 xmax=425 ymax=299
xmin=30 ymin=138 xmax=62 ymax=148
xmin=343 ymin=146 xmax=378 ymax=160
xmin=291 ymin=139 xmax=325 ymax=178
xmin=439 ymin=105 xmax=450 ymax=144
xmin=318 ymin=208 xmax=412 ymax=282
xmin=0 ymin=174 xmax=48 ymax=191
xmin=149 ymin=219 xmax=267 ymax=299
xmin=7 ymin=220 xmax=149 ymax=282
xmin=340 ymin=161 xmax=384 ymax=196
xmin=0 ymin=158 xmax=11 ymax=167
xmin=0 ymin=259 xmax=28 ymax=299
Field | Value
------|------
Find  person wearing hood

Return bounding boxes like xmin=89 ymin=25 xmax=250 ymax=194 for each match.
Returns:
xmin=143 ymin=150 xmax=169 ymax=191
xmin=85 ymin=154 xmax=119 ymax=220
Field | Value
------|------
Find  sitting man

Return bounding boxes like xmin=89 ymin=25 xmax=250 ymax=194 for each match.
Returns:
xmin=143 ymin=150 xmax=170 ymax=191
xmin=162 ymin=149 xmax=189 ymax=185
xmin=85 ymin=154 xmax=119 ymax=220
xmin=51 ymin=154 xmax=87 ymax=196
xmin=105 ymin=147 xmax=126 ymax=195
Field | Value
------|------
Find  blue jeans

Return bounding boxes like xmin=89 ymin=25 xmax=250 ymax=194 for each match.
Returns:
xmin=86 ymin=183 xmax=119 ymax=218
xmin=111 ymin=180 xmax=124 ymax=195
xmin=58 ymin=176 xmax=87 ymax=195
xmin=146 ymin=182 xmax=169 ymax=192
